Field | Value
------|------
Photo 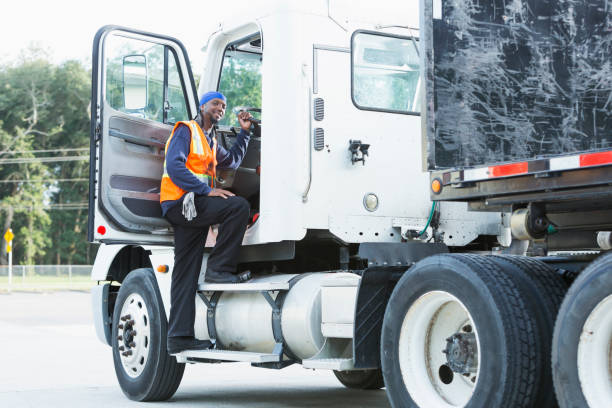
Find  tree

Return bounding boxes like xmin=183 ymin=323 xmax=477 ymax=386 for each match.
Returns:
xmin=0 ymin=47 xmax=94 ymax=266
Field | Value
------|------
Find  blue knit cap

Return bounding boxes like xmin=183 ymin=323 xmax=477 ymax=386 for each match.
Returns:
xmin=199 ymin=91 xmax=226 ymax=107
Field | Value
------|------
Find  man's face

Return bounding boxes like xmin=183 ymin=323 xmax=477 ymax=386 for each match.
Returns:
xmin=201 ymin=98 xmax=226 ymax=124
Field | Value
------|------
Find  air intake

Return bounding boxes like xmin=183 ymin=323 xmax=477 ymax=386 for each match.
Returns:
xmin=314 ymin=128 xmax=324 ymax=151
xmin=314 ymin=98 xmax=324 ymax=121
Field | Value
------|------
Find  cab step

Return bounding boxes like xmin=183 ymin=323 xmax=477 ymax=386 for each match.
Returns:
xmin=174 ymin=348 xmax=281 ymax=364
xmin=198 ymin=281 xmax=290 ymax=292
xmin=301 ymin=358 xmax=355 ymax=370
xmin=197 ymin=274 xmax=297 ymax=292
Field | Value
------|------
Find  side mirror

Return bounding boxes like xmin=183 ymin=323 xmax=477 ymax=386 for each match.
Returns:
xmin=123 ymin=55 xmax=147 ymax=110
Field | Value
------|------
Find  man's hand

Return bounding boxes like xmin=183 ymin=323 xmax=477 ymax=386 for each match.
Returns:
xmin=238 ymin=111 xmax=253 ymax=131
xmin=207 ymin=188 xmax=235 ymax=199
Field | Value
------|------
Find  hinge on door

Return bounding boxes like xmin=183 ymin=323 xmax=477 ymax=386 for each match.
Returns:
xmin=95 ymin=121 xmax=102 ymax=142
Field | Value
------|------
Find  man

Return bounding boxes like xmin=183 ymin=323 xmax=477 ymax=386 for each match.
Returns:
xmin=161 ymin=91 xmax=253 ymax=354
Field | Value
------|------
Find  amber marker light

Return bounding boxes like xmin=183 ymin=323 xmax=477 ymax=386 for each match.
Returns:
xmin=431 ymin=178 xmax=442 ymax=194
xmin=157 ymin=265 xmax=169 ymax=273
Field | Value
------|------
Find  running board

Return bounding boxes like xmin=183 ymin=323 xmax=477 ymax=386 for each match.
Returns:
xmin=301 ymin=358 xmax=354 ymax=370
xmin=198 ymin=281 xmax=290 ymax=292
xmin=174 ymin=349 xmax=281 ymax=364
xmin=197 ymin=274 xmax=297 ymax=292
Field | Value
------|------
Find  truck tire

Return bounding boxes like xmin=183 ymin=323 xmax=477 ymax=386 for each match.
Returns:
xmin=333 ymin=369 xmax=384 ymax=390
xmin=111 ymin=268 xmax=185 ymax=401
xmin=552 ymin=252 xmax=612 ymax=408
xmin=489 ymin=255 xmax=569 ymax=407
xmin=381 ymin=254 xmax=539 ymax=408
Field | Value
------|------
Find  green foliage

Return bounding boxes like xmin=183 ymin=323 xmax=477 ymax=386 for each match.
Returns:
xmin=0 ymin=48 xmax=96 ymax=266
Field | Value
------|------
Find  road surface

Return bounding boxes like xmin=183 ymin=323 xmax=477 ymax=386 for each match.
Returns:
xmin=0 ymin=291 xmax=390 ymax=407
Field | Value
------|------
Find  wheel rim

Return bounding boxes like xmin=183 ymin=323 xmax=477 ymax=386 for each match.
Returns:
xmin=117 ymin=293 xmax=151 ymax=378
xmin=577 ymin=294 xmax=612 ymax=408
xmin=398 ymin=291 xmax=480 ymax=408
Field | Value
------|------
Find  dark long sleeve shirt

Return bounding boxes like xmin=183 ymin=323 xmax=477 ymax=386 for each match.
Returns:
xmin=161 ymin=123 xmax=250 ymax=215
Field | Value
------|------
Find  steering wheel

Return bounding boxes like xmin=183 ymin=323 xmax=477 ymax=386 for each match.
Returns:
xmin=232 ymin=106 xmax=261 ymax=126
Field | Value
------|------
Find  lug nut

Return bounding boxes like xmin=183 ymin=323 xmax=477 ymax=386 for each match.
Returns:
xmin=118 ymin=324 xmax=123 ymax=329
xmin=119 ymin=346 xmax=125 ymax=351
xmin=131 ymin=331 xmax=137 ymax=337
xmin=128 ymin=320 xmax=135 ymax=326
xmin=129 ymin=342 xmax=136 ymax=348
xmin=126 ymin=350 xmax=132 ymax=356
xmin=117 ymin=335 xmax=123 ymax=341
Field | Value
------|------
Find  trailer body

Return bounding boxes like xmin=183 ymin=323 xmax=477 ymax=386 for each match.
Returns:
xmin=418 ymin=1 xmax=612 ymax=407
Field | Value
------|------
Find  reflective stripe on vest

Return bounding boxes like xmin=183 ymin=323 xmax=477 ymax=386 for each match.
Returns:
xmin=160 ymin=120 xmax=217 ymax=203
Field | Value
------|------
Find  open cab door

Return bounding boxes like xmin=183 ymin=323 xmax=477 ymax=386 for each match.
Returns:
xmin=88 ymin=26 xmax=199 ymax=244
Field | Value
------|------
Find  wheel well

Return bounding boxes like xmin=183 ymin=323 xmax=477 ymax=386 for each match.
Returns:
xmin=107 ymin=246 xmax=152 ymax=283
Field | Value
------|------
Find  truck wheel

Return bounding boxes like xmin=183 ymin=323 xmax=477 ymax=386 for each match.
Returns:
xmin=489 ymin=255 xmax=568 ymax=407
xmin=111 ymin=268 xmax=185 ymax=401
xmin=552 ymin=252 xmax=612 ymax=408
xmin=381 ymin=254 xmax=539 ymax=408
xmin=333 ymin=369 xmax=384 ymax=390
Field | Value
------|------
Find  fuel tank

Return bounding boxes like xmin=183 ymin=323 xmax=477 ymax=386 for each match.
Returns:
xmin=193 ymin=272 xmax=359 ymax=360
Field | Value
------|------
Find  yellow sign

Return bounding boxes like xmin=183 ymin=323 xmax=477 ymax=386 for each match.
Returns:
xmin=6 ymin=243 xmax=11 ymax=253
xmin=4 ymin=228 xmax=14 ymax=243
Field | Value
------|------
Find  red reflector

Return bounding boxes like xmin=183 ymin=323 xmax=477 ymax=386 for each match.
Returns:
xmin=252 ymin=213 xmax=259 ymax=223
xmin=97 ymin=226 xmax=106 ymax=235
xmin=580 ymin=151 xmax=612 ymax=167
xmin=489 ymin=162 xmax=528 ymax=178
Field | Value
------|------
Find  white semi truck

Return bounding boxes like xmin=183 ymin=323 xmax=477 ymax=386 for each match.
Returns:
xmin=89 ymin=1 xmax=611 ymax=407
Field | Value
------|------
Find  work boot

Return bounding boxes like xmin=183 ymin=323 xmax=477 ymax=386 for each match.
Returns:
xmin=167 ymin=336 xmax=213 ymax=354
xmin=205 ymin=270 xmax=252 ymax=283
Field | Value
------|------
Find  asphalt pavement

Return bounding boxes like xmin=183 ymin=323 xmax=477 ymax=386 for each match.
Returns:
xmin=0 ymin=291 xmax=390 ymax=407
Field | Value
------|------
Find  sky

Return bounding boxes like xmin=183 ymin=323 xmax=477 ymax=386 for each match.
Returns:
xmin=0 ymin=0 xmax=250 ymax=72
xmin=1 ymin=0 xmax=419 ymax=77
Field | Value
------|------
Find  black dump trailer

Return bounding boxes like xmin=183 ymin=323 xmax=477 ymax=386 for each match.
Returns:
xmin=384 ymin=1 xmax=611 ymax=407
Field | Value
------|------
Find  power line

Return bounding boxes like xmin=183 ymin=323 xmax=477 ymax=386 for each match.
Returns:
xmin=0 ymin=148 xmax=89 ymax=155
xmin=0 ymin=156 xmax=88 ymax=164
xmin=0 ymin=203 xmax=88 ymax=210
xmin=0 ymin=178 xmax=88 ymax=183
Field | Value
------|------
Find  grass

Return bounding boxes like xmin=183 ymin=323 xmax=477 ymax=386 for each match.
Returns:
xmin=0 ymin=275 xmax=95 ymax=292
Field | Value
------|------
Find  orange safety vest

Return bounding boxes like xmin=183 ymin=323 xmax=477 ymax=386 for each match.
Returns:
xmin=160 ymin=120 xmax=217 ymax=203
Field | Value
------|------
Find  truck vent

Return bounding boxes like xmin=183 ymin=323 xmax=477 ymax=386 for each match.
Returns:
xmin=314 ymin=98 xmax=324 ymax=121
xmin=314 ymin=128 xmax=324 ymax=151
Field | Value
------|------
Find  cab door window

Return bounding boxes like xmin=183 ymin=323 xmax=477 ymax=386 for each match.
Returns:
xmin=105 ymin=35 xmax=189 ymax=124
xmin=217 ymin=44 xmax=262 ymax=127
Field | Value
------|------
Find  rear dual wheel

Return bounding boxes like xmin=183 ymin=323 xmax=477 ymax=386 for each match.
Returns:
xmin=552 ymin=252 xmax=612 ymax=408
xmin=382 ymin=254 xmax=566 ymax=408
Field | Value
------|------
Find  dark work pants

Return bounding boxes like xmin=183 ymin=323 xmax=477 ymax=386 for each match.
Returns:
xmin=165 ymin=195 xmax=250 ymax=338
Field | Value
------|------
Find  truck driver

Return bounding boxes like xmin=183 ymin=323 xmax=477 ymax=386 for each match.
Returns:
xmin=160 ymin=91 xmax=253 ymax=354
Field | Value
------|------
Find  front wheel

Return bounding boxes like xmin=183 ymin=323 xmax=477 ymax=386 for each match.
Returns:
xmin=381 ymin=254 xmax=540 ymax=408
xmin=552 ymin=252 xmax=612 ymax=408
xmin=111 ymin=268 xmax=185 ymax=401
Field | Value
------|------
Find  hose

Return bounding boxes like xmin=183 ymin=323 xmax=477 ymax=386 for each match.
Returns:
xmin=418 ymin=201 xmax=437 ymax=237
